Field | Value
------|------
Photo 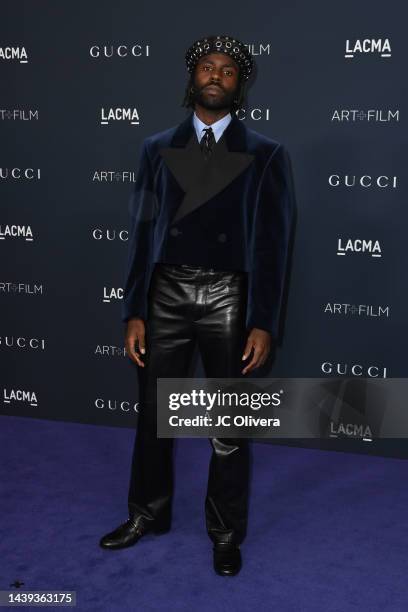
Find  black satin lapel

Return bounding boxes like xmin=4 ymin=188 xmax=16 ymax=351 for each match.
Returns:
xmin=159 ymin=133 xmax=254 ymax=225
xmin=159 ymin=134 xmax=203 ymax=193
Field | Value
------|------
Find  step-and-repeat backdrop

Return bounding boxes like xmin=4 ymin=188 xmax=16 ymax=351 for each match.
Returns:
xmin=1 ymin=1 xmax=407 ymax=457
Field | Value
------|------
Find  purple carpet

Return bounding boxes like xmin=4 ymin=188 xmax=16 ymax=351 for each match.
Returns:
xmin=1 ymin=414 xmax=408 ymax=611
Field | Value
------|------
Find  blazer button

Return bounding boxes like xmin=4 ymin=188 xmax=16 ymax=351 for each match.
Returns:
xmin=170 ymin=227 xmax=181 ymax=237
xmin=217 ymin=233 xmax=227 ymax=243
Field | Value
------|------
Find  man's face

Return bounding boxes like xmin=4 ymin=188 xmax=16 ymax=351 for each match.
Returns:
xmin=192 ymin=52 xmax=240 ymax=110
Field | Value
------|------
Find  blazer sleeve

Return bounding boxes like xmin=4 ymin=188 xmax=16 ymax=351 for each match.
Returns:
xmin=121 ymin=139 xmax=157 ymax=323
xmin=246 ymin=143 xmax=295 ymax=340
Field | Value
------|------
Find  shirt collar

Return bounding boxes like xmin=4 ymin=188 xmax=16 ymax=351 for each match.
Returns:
xmin=193 ymin=111 xmax=232 ymax=143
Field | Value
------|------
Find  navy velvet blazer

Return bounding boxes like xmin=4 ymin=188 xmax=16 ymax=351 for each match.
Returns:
xmin=122 ymin=110 xmax=295 ymax=339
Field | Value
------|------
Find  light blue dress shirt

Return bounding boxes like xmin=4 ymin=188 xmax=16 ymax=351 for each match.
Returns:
xmin=193 ymin=110 xmax=232 ymax=144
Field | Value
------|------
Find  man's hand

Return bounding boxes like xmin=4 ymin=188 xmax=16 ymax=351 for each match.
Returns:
xmin=125 ymin=318 xmax=146 ymax=367
xmin=241 ymin=328 xmax=272 ymax=375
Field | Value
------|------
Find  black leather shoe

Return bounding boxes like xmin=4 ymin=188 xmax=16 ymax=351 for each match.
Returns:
xmin=99 ymin=518 xmax=169 ymax=550
xmin=213 ymin=542 xmax=242 ymax=576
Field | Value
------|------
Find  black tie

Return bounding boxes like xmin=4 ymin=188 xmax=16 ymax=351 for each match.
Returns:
xmin=200 ymin=126 xmax=216 ymax=160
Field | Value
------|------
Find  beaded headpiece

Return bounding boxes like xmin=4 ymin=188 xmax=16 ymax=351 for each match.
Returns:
xmin=185 ymin=34 xmax=254 ymax=81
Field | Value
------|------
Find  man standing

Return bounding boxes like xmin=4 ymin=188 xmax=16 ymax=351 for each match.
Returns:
xmin=100 ymin=34 xmax=295 ymax=577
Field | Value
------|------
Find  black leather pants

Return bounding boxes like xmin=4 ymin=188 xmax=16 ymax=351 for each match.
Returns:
xmin=128 ymin=262 xmax=250 ymax=545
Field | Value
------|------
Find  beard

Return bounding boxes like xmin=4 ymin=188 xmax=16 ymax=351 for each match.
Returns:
xmin=191 ymin=81 xmax=238 ymax=110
